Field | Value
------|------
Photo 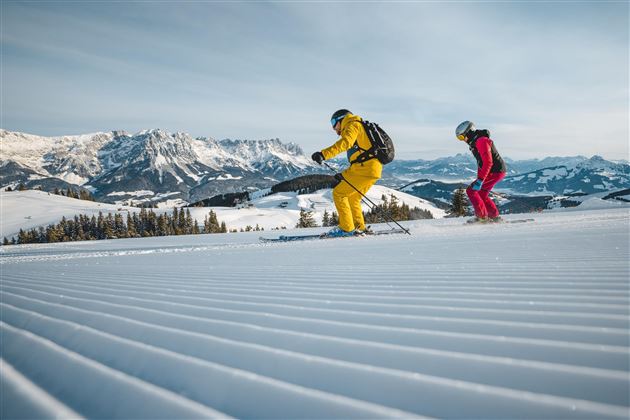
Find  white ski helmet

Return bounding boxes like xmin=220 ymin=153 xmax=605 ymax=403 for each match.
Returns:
xmin=456 ymin=120 xmax=475 ymax=141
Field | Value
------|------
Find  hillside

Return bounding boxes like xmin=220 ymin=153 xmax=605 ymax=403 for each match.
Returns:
xmin=0 ymin=191 xmax=137 ymax=239
xmin=1 ymin=186 xmax=445 ymax=240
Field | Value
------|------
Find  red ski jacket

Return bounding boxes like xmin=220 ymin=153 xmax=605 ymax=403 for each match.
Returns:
xmin=468 ymin=135 xmax=507 ymax=180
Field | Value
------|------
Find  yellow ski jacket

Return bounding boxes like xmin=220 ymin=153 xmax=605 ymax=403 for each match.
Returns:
xmin=320 ymin=113 xmax=382 ymax=179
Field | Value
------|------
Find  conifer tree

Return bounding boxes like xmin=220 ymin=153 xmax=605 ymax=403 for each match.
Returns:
xmin=114 ymin=213 xmax=126 ymax=238
xmin=80 ymin=190 xmax=94 ymax=201
xmin=387 ymin=194 xmax=401 ymax=220
xmin=322 ymin=210 xmax=331 ymax=227
xmin=36 ymin=226 xmax=46 ymax=243
xmin=178 ymin=208 xmax=187 ymax=234
xmin=157 ymin=214 xmax=169 ymax=236
xmin=46 ymin=224 xmax=61 ymax=242
xmin=296 ymin=208 xmax=318 ymax=228
xmin=185 ymin=209 xmax=194 ymax=234
xmin=204 ymin=213 xmax=211 ymax=233
xmin=448 ymin=188 xmax=469 ymax=217
xmin=330 ymin=211 xmax=339 ymax=226
xmin=103 ymin=214 xmax=115 ymax=238
xmin=96 ymin=212 xmax=105 ymax=239
xmin=171 ymin=208 xmax=179 ymax=234
xmin=76 ymin=224 xmax=86 ymax=241
xmin=205 ymin=210 xmax=222 ymax=233
xmin=126 ymin=213 xmax=137 ymax=237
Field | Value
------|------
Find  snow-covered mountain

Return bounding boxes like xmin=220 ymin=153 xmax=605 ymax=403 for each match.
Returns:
xmin=381 ymin=154 xmax=480 ymax=183
xmin=398 ymin=155 xmax=630 ymax=213
xmin=382 ymin=154 xmax=628 ymax=187
xmin=0 ymin=129 xmax=322 ymax=204
xmin=391 ymin=155 xmax=629 ymax=204
xmin=500 ymin=156 xmax=630 ymax=195
xmin=3 ymin=129 xmax=628 ymax=205
xmin=379 ymin=153 xmax=583 ymax=184
xmin=505 ymin=155 xmax=591 ymax=174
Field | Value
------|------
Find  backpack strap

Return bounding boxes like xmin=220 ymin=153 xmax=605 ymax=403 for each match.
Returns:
xmin=350 ymin=145 xmax=376 ymax=164
xmin=349 ymin=120 xmax=377 ymax=165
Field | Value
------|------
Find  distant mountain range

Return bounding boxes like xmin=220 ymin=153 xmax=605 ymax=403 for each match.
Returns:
xmin=382 ymin=154 xmax=626 ymax=185
xmin=1 ymin=129 xmax=628 ymax=208
xmin=397 ymin=155 xmax=629 ymax=193
xmin=398 ymin=155 xmax=630 ymax=212
xmin=1 ymin=129 xmax=322 ymax=204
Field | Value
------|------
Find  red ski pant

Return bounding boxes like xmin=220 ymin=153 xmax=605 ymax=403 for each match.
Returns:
xmin=466 ymin=172 xmax=505 ymax=218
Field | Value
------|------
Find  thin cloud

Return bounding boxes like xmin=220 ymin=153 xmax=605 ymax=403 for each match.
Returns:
xmin=1 ymin=1 xmax=627 ymax=160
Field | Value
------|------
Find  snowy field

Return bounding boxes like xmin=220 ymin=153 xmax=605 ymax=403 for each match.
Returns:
xmin=1 ymin=207 xmax=629 ymax=419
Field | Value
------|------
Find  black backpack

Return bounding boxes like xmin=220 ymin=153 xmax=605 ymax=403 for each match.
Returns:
xmin=351 ymin=120 xmax=395 ymax=165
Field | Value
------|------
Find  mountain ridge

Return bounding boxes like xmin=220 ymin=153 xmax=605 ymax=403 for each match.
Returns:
xmin=2 ymin=129 xmax=628 ymax=206
xmin=1 ymin=129 xmax=322 ymax=204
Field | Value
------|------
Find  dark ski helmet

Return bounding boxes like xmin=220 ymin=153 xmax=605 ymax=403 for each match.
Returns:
xmin=456 ymin=120 xmax=475 ymax=141
xmin=330 ymin=109 xmax=351 ymax=127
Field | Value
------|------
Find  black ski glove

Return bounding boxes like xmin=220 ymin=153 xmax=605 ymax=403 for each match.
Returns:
xmin=311 ymin=152 xmax=324 ymax=164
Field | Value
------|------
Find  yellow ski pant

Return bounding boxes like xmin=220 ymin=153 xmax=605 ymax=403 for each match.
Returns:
xmin=333 ymin=169 xmax=379 ymax=232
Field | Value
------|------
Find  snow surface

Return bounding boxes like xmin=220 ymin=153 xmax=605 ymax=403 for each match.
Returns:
xmin=536 ymin=167 xmax=569 ymax=184
xmin=1 ymin=207 xmax=629 ymax=418
xmin=107 ymin=190 xmax=155 ymax=197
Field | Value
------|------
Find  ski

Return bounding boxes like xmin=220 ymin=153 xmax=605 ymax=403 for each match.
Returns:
xmin=260 ymin=228 xmax=409 ymax=243
xmin=464 ymin=218 xmax=535 ymax=225
xmin=259 ymin=233 xmax=323 ymax=243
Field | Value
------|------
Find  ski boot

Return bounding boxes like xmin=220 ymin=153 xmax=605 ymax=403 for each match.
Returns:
xmin=354 ymin=226 xmax=374 ymax=236
xmin=322 ymin=226 xmax=356 ymax=238
xmin=466 ymin=216 xmax=489 ymax=224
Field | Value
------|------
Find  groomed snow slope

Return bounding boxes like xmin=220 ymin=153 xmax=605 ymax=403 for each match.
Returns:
xmin=1 ymin=208 xmax=629 ymax=419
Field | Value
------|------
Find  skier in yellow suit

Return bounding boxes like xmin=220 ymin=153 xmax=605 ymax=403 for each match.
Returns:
xmin=312 ymin=109 xmax=382 ymax=237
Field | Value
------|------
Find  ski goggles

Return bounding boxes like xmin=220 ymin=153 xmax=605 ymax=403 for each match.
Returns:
xmin=456 ymin=133 xmax=467 ymax=141
xmin=331 ymin=115 xmax=345 ymax=127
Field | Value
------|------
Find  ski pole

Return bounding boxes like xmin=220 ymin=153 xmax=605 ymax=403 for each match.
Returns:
xmin=322 ymin=162 xmax=411 ymax=235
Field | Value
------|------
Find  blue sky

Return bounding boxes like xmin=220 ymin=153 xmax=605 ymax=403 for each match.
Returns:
xmin=2 ymin=1 xmax=628 ymax=160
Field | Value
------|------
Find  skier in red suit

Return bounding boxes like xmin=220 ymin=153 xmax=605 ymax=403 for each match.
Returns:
xmin=455 ymin=121 xmax=507 ymax=223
